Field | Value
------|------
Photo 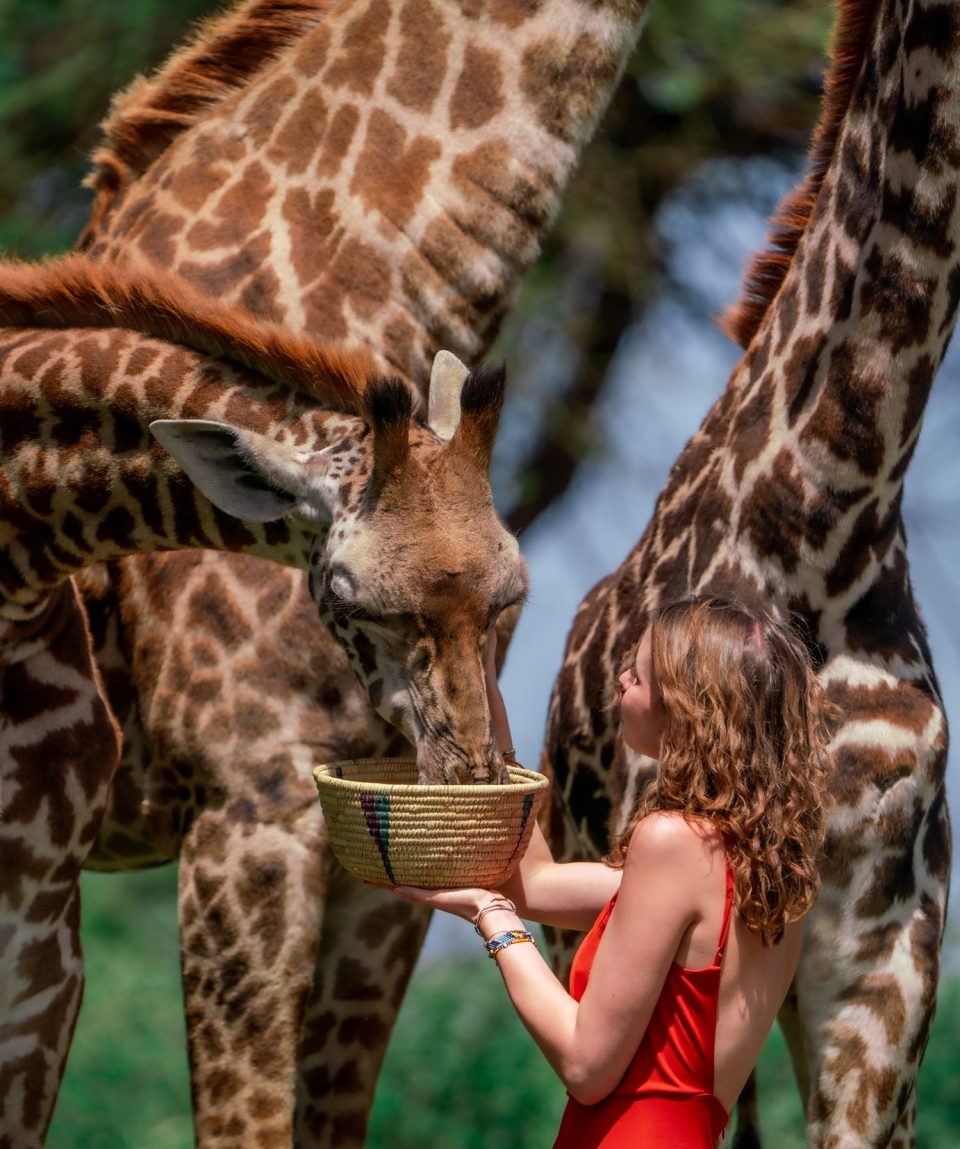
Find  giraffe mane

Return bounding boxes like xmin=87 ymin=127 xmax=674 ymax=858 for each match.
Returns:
xmin=719 ymin=0 xmax=880 ymax=348
xmin=77 ymin=0 xmax=338 ymax=249
xmin=0 ymin=253 xmax=376 ymax=412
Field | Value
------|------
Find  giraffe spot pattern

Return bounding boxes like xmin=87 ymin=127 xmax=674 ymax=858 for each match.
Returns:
xmin=490 ymin=0 xmax=544 ymax=29
xmin=132 ymin=209 xmax=182 ymax=266
xmin=521 ymin=33 xmax=621 ymax=144
xmin=740 ymin=448 xmax=807 ymax=571
xmin=801 ymin=339 xmax=886 ymax=476
xmin=842 ymin=552 xmax=927 ymax=657
xmin=303 ymin=236 xmax=394 ymax=339
xmin=449 ymin=41 xmax=506 ymax=130
xmin=291 ymin=26 xmax=332 ymax=79
xmin=387 ymin=0 xmax=451 ymax=113
xmin=826 ymin=496 xmax=899 ymax=598
xmin=860 ymin=243 xmax=937 ymax=355
xmin=169 ymin=152 xmax=233 ymax=214
xmin=270 ymin=88 xmax=331 ymax=176
xmin=189 ymin=233 xmax=281 ymax=320
xmin=323 ymin=0 xmax=390 ymax=97
xmin=185 ymin=160 xmax=273 ymax=252
xmin=243 ymin=75 xmax=300 ymax=149
xmin=314 ymin=103 xmax=360 ymax=182
xmin=350 ymin=108 xmax=443 ymax=229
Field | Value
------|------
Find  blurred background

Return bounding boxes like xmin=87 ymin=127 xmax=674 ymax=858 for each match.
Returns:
xmin=1 ymin=0 xmax=957 ymax=1144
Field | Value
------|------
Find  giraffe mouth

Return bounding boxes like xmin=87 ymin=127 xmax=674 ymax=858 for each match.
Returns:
xmin=414 ymin=740 xmax=509 ymax=786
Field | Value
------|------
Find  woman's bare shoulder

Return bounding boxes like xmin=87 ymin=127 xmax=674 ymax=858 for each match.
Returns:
xmin=625 ymin=811 xmax=722 ymax=870
xmin=624 ymin=808 xmax=725 ymax=854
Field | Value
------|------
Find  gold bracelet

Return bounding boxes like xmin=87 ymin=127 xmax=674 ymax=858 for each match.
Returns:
xmin=473 ymin=898 xmax=517 ymax=936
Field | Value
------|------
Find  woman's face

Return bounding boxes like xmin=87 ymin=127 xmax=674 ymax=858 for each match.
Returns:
xmin=618 ymin=628 xmax=664 ymax=759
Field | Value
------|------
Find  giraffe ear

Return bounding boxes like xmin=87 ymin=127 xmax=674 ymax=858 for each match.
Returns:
xmin=365 ymin=377 xmax=413 ymax=505
xmin=427 ymin=350 xmax=470 ymax=441
xmin=150 ymin=418 xmax=313 ymax=523
xmin=447 ymin=363 xmax=506 ymax=471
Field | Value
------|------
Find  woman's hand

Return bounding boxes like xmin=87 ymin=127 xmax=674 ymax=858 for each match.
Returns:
xmin=389 ymin=884 xmax=500 ymax=923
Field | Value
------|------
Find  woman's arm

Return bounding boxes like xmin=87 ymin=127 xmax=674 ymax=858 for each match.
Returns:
xmin=484 ymin=629 xmax=621 ymax=929
xmin=499 ymin=824 xmax=621 ymax=930
xmin=392 ymin=813 xmax=703 ymax=1105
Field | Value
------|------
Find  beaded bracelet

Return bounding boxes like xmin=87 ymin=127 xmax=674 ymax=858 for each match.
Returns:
xmin=473 ymin=897 xmax=517 ymax=936
xmin=485 ymin=929 xmax=536 ymax=959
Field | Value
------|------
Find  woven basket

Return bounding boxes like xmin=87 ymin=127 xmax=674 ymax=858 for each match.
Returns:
xmin=313 ymin=758 xmax=549 ymax=888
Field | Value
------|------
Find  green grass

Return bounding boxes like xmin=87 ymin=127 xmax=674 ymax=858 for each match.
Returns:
xmin=47 ymin=868 xmax=191 ymax=1149
xmin=49 ymin=869 xmax=959 ymax=1147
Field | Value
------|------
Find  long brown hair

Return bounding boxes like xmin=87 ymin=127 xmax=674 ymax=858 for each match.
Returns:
xmin=609 ymin=596 xmax=834 ymax=946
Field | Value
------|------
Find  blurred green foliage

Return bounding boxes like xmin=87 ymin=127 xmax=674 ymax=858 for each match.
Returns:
xmin=49 ymin=869 xmax=960 ymax=1148
xmin=48 ymin=869 xmax=191 ymax=1149
xmin=0 ymin=0 xmax=214 ymax=255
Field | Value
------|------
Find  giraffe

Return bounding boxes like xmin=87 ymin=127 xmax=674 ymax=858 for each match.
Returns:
xmin=44 ymin=0 xmax=654 ymax=1143
xmin=0 ymin=250 xmax=526 ymax=1148
xmin=543 ymin=0 xmax=954 ymax=1145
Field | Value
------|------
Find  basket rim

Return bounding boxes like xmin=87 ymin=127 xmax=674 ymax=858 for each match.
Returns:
xmin=313 ymin=757 xmax=548 ymax=796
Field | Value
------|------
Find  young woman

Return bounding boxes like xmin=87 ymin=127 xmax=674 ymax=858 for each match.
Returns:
xmin=390 ymin=595 xmax=833 ymax=1148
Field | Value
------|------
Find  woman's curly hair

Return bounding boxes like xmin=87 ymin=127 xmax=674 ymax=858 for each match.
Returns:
xmin=608 ymin=595 xmax=834 ymax=946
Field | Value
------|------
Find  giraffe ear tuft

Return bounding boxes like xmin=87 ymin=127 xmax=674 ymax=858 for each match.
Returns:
xmin=448 ymin=362 xmax=506 ymax=471
xmin=427 ymin=350 xmax=470 ymax=441
xmin=365 ymin=376 xmax=413 ymax=503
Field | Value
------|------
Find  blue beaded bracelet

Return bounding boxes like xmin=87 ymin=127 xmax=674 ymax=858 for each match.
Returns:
xmin=485 ymin=929 xmax=536 ymax=959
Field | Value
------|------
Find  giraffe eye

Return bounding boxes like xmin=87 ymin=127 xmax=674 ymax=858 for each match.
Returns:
xmin=327 ymin=595 xmax=373 ymax=624
xmin=322 ymin=583 xmax=378 ymax=625
xmin=329 ymin=571 xmax=355 ymax=601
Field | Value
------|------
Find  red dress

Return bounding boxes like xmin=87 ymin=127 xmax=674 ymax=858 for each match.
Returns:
xmin=552 ymin=865 xmax=733 ymax=1148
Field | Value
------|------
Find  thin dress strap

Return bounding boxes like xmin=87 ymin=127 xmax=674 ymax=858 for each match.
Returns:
xmin=714 ymin=860 xmax=735 ymax=965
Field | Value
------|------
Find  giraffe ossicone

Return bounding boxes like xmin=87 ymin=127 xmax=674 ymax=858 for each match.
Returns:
xmin=427 ymin=349 xmax=471 ymax=442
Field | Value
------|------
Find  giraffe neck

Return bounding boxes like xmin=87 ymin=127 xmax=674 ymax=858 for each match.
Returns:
xmin=0 ymin=260 xmax=376 ymax=611
xmin=78 ymin=0 xmax=337 ymax=245
xmin=83 ymin=0 xmax=650 ymax=381
xmin=659 ymin=1 xmax=960 ymax=621
xmin=0 ymin=325 xmax=338 ymax=608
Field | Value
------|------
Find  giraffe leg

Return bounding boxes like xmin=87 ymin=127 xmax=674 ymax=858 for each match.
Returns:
xmin=795 ymin=870 xmax=945 ymax=1148
xmin=295 ymin=868 xmax=432 ymax=1148
xmin=0 ymin=884 xmax=85 ymax=1149
xmin=0 ymin=584 xmax=121 ymax=1147
xmin=887 ymin=1093 xmax=916 ymax=1149
xmin=178 ymin=802 xmax=333 ymax=1148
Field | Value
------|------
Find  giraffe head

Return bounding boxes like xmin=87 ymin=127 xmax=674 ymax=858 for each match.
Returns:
xmin=150 ymin=353 xmax=526 ymax=784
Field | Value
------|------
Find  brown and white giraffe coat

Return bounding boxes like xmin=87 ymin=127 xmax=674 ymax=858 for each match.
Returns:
xmin=84 ymin=0 xmax=650 ymax=380
xmin=545 ymin=2 xmax=953 ymax=1147
xmin=50 ymin=0 xmax=652 ymax=1145
xmin=0 ymin=253 xmax=527 ymax=1147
